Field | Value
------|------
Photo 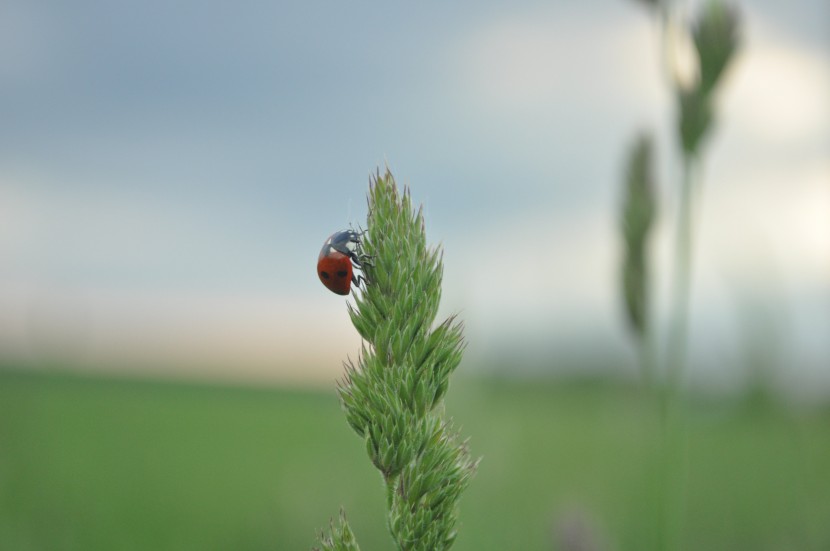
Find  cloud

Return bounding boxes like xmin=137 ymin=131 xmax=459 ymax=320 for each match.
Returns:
xmin=451 ymin=7 xmax=667 ymax=123
xmin=1 ymin=1 xmax=827 ymax=388
xmin=701 ymin=159 xmax=830 ymax=286
xmin=721 ymin=21 xmax=830 ymax=146
xmin=443 ymin=205 xmax=619 ymax=344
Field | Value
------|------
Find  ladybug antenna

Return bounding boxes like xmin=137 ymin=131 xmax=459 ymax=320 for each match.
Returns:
xmin=345 ymin=197 xmax=355 ymax=229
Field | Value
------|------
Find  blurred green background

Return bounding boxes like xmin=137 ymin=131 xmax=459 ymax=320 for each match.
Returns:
xmin=2 ymin=0 xmax=828 ymax=549
xmin=2 ymin=366 xmax=829 ymax=550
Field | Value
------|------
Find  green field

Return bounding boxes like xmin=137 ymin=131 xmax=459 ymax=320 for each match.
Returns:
xmin=1 ymin=368 xmax=828 ymax=550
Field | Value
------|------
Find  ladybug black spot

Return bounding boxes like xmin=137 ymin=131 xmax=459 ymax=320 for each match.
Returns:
xmin=336 ymin=270 xmax=348 ymax=278
xmin=320 ymin=271 xmax=330 ymax=279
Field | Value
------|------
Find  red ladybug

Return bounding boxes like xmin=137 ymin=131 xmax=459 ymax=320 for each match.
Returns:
xmin=317 ymin=230 xmax=367 ymax=295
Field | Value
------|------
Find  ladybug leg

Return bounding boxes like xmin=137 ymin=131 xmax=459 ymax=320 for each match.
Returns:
xmin=340 ymin=248 xmax=366 ymax=267
xmin=330 ymin=241 xmax=363 ymax=260
xmin=331 ymin=244 xmax=373 ymax=269
xmin=331 ymin=231 xmax=374 ymax=270
xmin=352 ymin=273 xmax=368 ymax=290
xmin=351 ymin=253 xmax=374 ymax=269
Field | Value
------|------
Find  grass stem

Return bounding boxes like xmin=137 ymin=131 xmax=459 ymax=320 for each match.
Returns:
xmin=657 ymin=153 xmax=698 ymax=551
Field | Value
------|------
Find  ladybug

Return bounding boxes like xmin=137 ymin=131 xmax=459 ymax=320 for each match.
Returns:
xmin=317 ymin=230 xmax=368 ymax=295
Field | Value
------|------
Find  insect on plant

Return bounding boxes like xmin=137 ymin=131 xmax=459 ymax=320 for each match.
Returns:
xmin=313 ymin=170 xmax=476 ymax=551
xmin=317 ymin=229 xmax=371 ymax=295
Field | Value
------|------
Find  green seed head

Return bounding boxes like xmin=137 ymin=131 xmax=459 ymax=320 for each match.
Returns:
xmin=621 ymin=133 xmax=657 ymax=337
xmin=325 ymin=169 xmax=475 ymax=551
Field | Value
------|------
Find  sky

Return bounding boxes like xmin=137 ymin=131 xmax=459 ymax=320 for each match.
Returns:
xmin=1 ymin=1 xmax=828 ymax=393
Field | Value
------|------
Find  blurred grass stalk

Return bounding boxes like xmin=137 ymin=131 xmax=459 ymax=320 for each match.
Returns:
xmin=624 ymin=1 xmax=739 ymax=549
xmin=621 ymin=133 xmax=657 ymax=387
xmin=316 ymin=170 xmax=476 ymax=551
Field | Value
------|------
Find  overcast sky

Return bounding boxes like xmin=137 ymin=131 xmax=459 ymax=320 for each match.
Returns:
xmin=1 ymin=1 xmax=827 ymax=392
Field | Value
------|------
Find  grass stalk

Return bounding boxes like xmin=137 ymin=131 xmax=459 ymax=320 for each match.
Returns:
xmin=624 ymin=3 xmax=739 ymax=549
xmin=657 ymin=151 xmax=698 ymax=551
xmin=315 ymin=169 xmax=476 ymax=551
